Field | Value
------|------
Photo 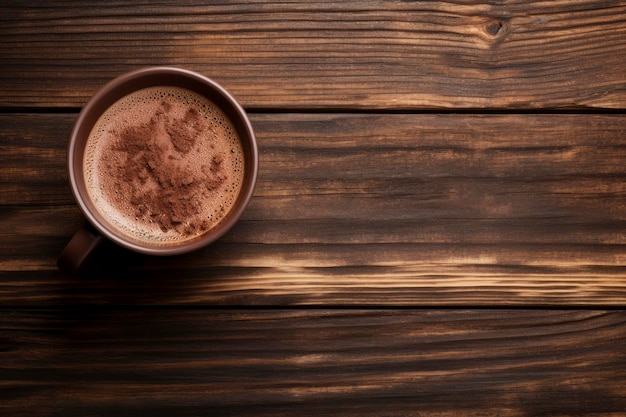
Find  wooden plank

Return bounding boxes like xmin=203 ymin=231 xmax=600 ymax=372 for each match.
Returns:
xmin=1 ymin=308 xmax=625 ymax=416
xmin=0 ymin=114 xmax=73 ymax=206
xmin=1 ymin=1 xmax=626 ymax=109
xmin=1 ymin=113 xmax=625 ymax=306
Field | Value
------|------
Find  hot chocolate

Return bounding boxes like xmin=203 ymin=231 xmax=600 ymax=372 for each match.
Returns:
xmin=84 ymin=86 xmax=245 ymax=246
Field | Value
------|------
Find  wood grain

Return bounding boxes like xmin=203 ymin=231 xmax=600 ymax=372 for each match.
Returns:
xmin=2 ymin=1 xmax=626 ymax=109
xmin=1 ymin=309 xmax=624 ymax=417
xmin=2 ymin=113 xmax=625 ymax=306
xmin=3 ymin=3 xmax=625 ymax=415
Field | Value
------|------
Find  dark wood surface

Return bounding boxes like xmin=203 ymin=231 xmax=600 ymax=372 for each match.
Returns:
xmin=1 ymin=1 xmax=625 ymax=415
xmin=2 ymin=309 xmax=625 ymax=416
xmin=2 ymin=1 xmax=626 ymax=110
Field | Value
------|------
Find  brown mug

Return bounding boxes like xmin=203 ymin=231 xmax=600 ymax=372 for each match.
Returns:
xmin=57 ymin=67 xmax=258 ymax=273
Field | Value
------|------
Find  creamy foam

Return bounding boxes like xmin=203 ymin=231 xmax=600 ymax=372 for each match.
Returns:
xmin=84 ymin=86 xmax=245 ymax=246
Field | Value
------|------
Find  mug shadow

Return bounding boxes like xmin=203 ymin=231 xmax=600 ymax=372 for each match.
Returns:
xmin=56 ymin=237 xmax=215 ymax=306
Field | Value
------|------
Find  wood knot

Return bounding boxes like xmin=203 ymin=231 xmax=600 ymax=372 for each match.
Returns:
xmin=485 ymin=20 xmax=508 ymax=37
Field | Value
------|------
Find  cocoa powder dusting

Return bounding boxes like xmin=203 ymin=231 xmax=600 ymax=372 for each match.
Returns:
xmin=107 ymin=100 xmax=227 ymax=236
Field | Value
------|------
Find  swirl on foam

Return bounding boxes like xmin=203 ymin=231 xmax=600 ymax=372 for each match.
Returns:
xmin=84 ymin=86 xmax=245 ymax=247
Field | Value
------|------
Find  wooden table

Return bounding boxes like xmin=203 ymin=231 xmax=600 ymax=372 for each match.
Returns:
xmin=2 ymin=2 xmax=625 ymax=415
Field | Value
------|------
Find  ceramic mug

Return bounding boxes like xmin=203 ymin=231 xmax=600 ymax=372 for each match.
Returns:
xmin=57 ymin=67 xmax=258 ymax=273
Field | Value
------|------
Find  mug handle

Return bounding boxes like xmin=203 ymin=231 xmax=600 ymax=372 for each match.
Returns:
xmin=57 ymin=222 xmax=104 ymax=274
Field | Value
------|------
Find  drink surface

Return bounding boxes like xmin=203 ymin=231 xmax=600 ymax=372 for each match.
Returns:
xmin=84 ymin=86 xmax=245 ymax=246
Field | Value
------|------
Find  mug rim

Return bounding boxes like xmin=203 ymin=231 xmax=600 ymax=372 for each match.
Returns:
xmin=68 ymin=66 xmax=258 ymax=255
